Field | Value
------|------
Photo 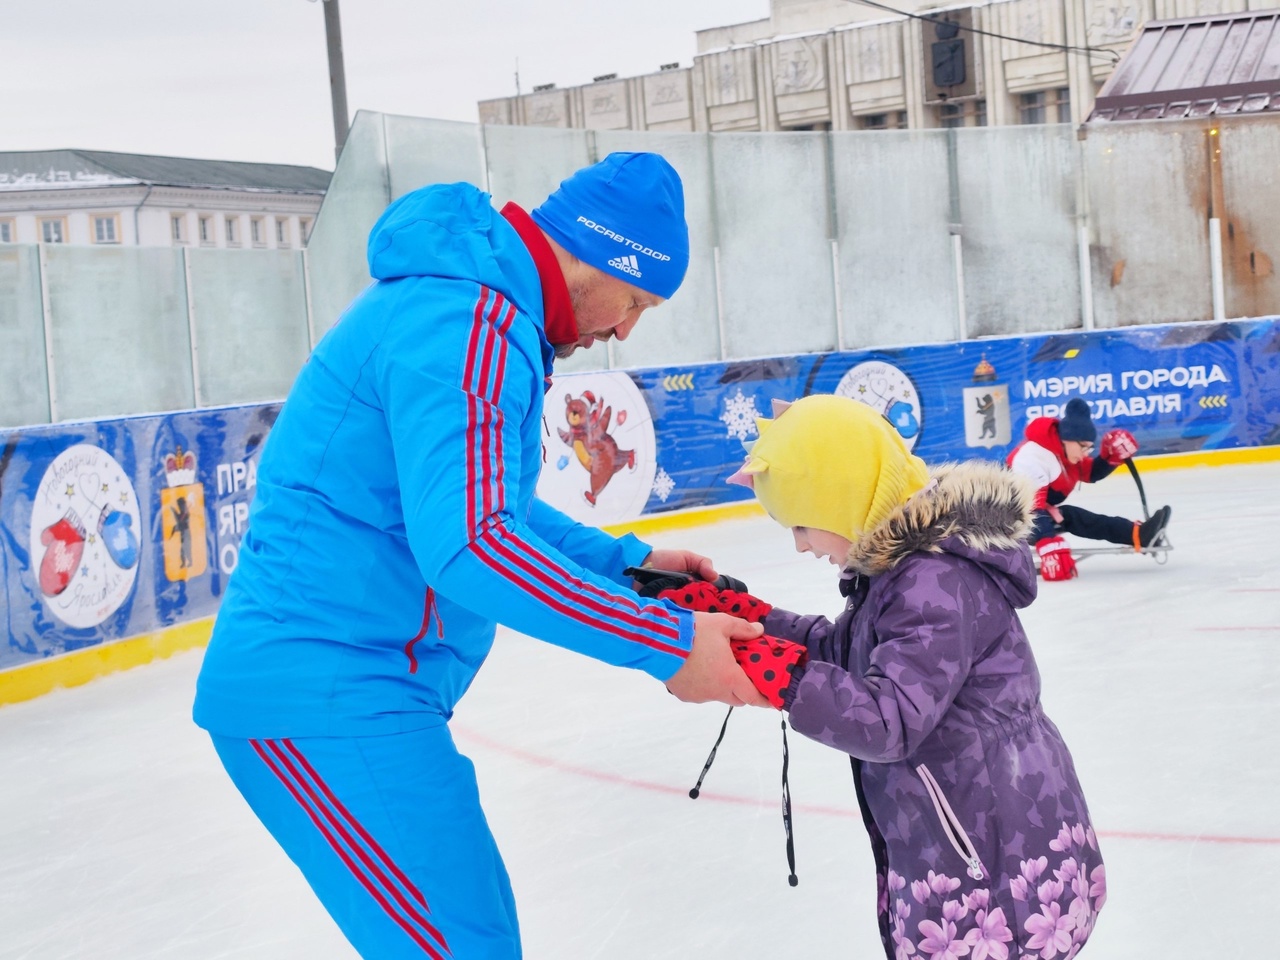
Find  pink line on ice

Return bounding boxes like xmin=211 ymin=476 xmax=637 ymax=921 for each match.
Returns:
xmin=453 ymin=726 xmax=1280 ymax=846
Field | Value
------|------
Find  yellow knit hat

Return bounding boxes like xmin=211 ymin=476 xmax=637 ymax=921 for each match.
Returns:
xmin=728 ymin=395 xmax=931 ymax=542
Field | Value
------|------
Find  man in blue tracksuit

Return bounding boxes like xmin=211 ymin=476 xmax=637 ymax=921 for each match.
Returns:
xmin=193 ymin=153 xmax=767 ymax=958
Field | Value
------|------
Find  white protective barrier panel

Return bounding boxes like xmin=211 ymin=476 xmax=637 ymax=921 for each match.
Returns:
xmin=0 ymin=244 xmax=50 ymax=427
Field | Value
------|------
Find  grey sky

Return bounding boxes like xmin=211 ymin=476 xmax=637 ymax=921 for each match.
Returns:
xmin=2 ymin=1 xmax=764 ymax=171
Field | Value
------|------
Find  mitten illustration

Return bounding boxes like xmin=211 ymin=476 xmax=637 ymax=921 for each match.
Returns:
xmin=98 ymin=509 xmax=139 ymax=570
xmin=39 ymin=511 xmax=86 ymax=596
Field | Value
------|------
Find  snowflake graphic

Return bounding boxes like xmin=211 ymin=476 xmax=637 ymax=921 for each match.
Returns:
xmin=652 ymin=467 xmax=675 ymax=503
xmin=720 ymin=389 xmax=760 ymax=441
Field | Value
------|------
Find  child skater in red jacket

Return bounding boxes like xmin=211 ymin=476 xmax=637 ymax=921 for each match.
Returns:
xmin=1007 ymin=398 xmax=1170 ymax=581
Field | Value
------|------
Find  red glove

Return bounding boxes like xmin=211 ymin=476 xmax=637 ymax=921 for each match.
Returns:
xmin=731 ymin=634 xmax=807 ymax=709
xmin=657 ymin=583 xmax=773 ymax=623
xmin=39 ymin=512 xmax=87 ymax=597
xmin=1036 ymin=536 xmax=1077 ymax=582
xmin=1100 ymin=428 xmax=1139 ymax=466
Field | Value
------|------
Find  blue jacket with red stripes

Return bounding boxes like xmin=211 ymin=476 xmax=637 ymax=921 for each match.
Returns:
xmin=193 ymin=183 xmax=694 ymax=738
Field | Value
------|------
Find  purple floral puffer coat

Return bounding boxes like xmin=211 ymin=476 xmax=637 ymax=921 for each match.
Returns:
xmin=765 ymin=462 xmax=1105 ymax=960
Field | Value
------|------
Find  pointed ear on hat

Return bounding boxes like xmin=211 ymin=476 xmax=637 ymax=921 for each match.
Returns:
xmin=770 ymin=398 xmax=794 ymax=418
xmin=726 ymin=455 xmax=768 ymax=490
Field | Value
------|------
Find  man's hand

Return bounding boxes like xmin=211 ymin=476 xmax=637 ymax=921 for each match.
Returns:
xmin=665 ymin=613 xmax=770 ymax=707
xmin=642 ymin=548 xmax=716 ymax=582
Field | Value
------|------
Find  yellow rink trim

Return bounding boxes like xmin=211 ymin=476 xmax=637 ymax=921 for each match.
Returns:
xmin=1124 ymin=444 xmax=1280 ymax=472
xmin=2 ymin=443 xmax=1275 ymax=707
xmin=0 ymin=617 xmax=214 ymax=708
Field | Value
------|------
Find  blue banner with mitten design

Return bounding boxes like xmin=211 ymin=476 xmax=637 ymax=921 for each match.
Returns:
xmin=4 ymin=318 xmax=1279 ymax=673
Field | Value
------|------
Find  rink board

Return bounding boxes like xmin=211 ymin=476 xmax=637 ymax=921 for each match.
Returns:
xmin=3 ymin=316 xmax=1279 ymax=697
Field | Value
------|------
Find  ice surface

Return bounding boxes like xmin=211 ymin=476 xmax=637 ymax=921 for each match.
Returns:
xmin=1 ymin=461 xmax=1277 ymax=959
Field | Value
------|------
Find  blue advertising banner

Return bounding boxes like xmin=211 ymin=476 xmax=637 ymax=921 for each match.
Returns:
xmin=538 ymin=318 xmax=1279 ymax=521
xmin=1 ymin=404 xmax=279 ymax=671
xmin=4 ymin=318 xmax=1278 ymax=674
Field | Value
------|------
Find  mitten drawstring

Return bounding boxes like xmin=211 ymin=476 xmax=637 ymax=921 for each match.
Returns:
xmin=688 ymin=706 xmax=733 ymax=799
xmin=781 ymin=716 xmax=798 ymax=886
xmin=687 ymin=709 xmax=800 ymax=886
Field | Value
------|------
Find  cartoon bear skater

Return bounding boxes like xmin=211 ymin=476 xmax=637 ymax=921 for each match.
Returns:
xmin=557 ymin=391 xmax=635 ymax=505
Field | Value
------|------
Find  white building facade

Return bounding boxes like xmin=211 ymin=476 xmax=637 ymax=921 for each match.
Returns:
xmin=0 ymin=151 xmax=329 ymax=250
xmin=478 ymin=0 xmax=1276 ymax=132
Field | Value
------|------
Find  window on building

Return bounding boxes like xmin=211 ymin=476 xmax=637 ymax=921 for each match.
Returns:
xmin=93 ymin=214 xmax=120 ymax=244
xmin=859 ymin=111 xmax=908 ymax=130
xmin=1018 ymin=88 xmax=1071 ymax=124
xmin=199 ymin=215 xmax=214 ymax=245
xmin=276 ymin=217 xmax=291 ymax=248
xmin=299 ymin=217 xmax=313 ymax=245
xmin=935 ymin=100 xmax=986 ymax=128
xmin=250 ymin=216 xmax=265 ymax=247
xmin=1019 ymin=91 xmax=1046 ymax=124
xmin=225 ymin=215 xmax=240 ymax=246
xmin=171 ymin=214 xmax=187 ymax=245
xmin=938 ymin=102 xmax=966 ymax=128
xmin=40 ymin=218 xmax=66 ymax=244
xmin=1054 ymin=87 xmax=1072 ymax=123
xmin=0 ymin=219 xmax=13 ymax=243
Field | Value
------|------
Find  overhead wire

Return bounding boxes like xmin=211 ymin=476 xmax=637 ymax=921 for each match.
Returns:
xmin=840 ymin=0 xmax=1122 ymax=64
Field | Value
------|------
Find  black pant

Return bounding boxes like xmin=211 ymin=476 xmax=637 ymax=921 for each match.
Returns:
xmin=1031 ymin=504 xmax=1134 ymax=545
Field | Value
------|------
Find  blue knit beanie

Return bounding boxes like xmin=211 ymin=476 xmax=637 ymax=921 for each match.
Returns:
xmin=530 ymin=152 xmax=689 ymax=299
xmin=1058 ymin=398 xmax=1097 ymax=443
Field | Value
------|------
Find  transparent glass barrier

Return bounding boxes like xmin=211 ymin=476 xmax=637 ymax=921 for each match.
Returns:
xmin=711 ymin=132 xmax=837 ymax=358
xmin=305 ymin=110 xmax=391 ymax=341
xmin=1084 ymin=122 xmax=1212 ymax=327
xmin=186 ymin=249 xmax=310 ymax=406
xmin=385 ymin=115 xmax=486 ymax=199
xmin=0 ymin=245 xmax=51 ymax=426
xmin=831 ymin=130 xmax=956 ymax=348
xmin=955 ymin=125 xmax=1082 ymax=337
xmin=596 ymin=130 xmax=721 ymax=368
xmin=43 ymin=246 xmax=193 ymax=421
xmin=482 ymin=124 xmax=593 ymax=212
xmin=1218 ymin=119 xmax=1280 ymax=320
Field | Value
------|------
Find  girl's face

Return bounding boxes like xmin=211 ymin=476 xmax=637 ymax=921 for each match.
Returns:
xmin=792 ymin=526 xmax=853 ymax=566
xmin=1063 ymin=440 xmax=1094 ymax=464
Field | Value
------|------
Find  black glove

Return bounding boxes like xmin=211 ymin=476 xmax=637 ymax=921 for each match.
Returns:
xmin=624 ymin=566 xmax=750 ymax=598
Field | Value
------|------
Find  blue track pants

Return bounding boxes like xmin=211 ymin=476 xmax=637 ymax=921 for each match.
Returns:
xmin=210 ymin=725 xmax=520 ymax=958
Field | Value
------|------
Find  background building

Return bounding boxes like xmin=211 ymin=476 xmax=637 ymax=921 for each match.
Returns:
xmin=479 ymin=0 xmax=1278 ymax=131
xmin=0 ymin=150 xmax=330 ymax=249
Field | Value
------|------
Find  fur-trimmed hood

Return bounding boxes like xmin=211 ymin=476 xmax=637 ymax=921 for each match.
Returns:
xmin=845 ymin=461 xmax=1038 ymax=607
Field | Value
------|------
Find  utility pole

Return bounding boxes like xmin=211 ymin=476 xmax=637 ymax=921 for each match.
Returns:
xmin=322 ymin=0 xmax=350 ymax=161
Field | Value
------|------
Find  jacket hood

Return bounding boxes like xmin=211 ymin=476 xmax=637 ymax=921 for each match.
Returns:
xmin=365 ymin=183 xmax=542 ymax=321
xmin=1025 ymin=416 xmax=1066 ymax=458
xmin=845 ymin=460 xmax=1038 ymax=608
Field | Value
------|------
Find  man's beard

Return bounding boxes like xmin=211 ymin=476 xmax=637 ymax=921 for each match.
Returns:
xmin=553 ymin=341 xmax=578 ymax=359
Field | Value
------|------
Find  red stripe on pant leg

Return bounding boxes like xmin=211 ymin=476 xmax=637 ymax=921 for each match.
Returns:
xmin=249 ymin=740 xmax=450 ymax=960
xmin=265 ymin=741 xmax=452 ymax=957
xmin=278 ymin=740 xmax=444 ymax=923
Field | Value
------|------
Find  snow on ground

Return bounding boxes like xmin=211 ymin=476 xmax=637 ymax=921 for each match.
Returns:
xmin=1 ymin=461 xmax=1277 ymax=959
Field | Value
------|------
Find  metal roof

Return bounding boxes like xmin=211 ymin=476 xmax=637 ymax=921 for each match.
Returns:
xmin=1089 ymin=8 xmax=1280 ymax=122
xmin=0 ymin=149 xmax=331 ymax=194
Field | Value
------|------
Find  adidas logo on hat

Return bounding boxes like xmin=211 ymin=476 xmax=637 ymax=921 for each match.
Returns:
xmin=607 ymin=254 xmax=642 ymax=278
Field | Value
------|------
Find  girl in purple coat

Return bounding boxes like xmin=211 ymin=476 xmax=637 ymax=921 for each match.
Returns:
xmin=718 ymin=395 xmax=1105 ymax=960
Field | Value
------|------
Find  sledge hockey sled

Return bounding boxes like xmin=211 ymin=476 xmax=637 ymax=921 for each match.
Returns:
xmin=1050 ymin=459 xmax=1173 ymax=566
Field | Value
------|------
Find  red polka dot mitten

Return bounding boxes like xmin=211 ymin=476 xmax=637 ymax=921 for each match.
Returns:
xmin=731 ymin=634 xmax=807 ymax=710
xmin=656 ymin=583 xmax=773 ymax=623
